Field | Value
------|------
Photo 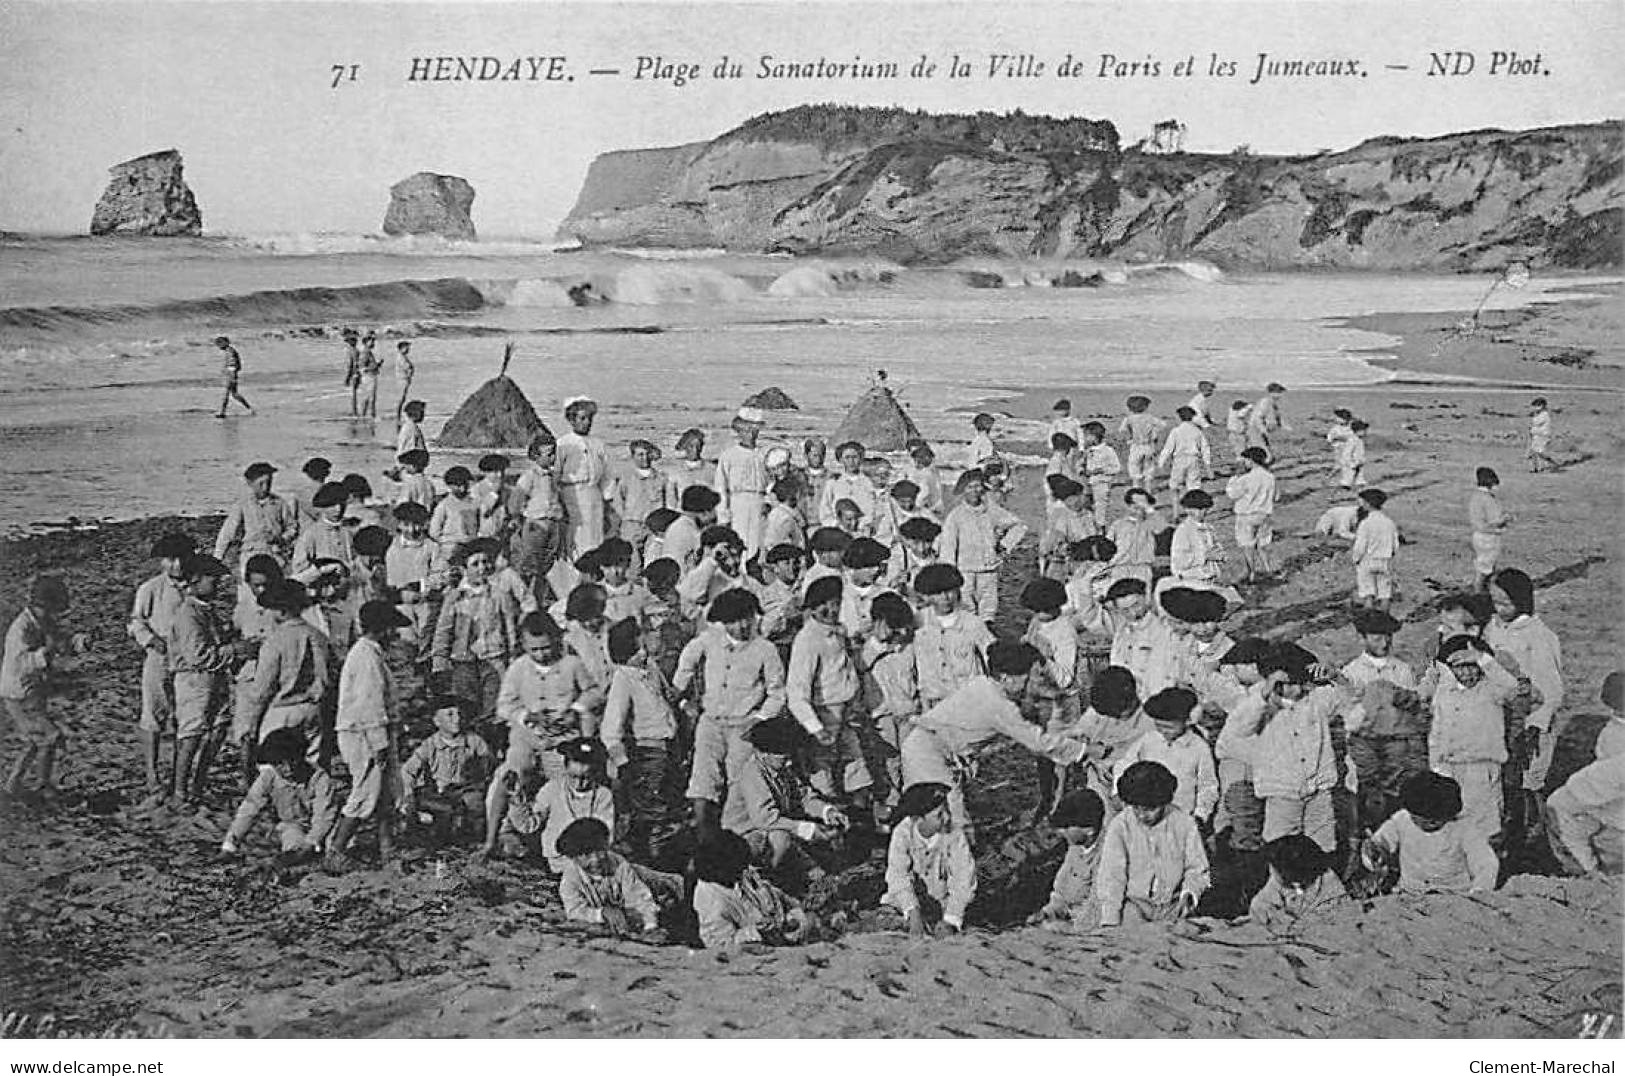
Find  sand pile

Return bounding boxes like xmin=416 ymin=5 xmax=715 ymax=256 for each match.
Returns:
xmin=834 ymin=381 xmax=921 ymax=452
xmin=743 ymin=386 xmax=799 ymax=410
xmin=438 ymin=376 xmax=545 ymax=449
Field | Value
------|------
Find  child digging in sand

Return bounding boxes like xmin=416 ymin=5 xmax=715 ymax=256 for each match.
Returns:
xmin=1096 ymin=760 xmax=1209 ymax=927
xmin=220 ymin=727 xmax=333 ymax=860
xmin=694 ymin=830 xmax=814 ymax=950
xmin=1027 ymin=788 xmax=1106 ymax=930
xmin=557 ymin=818 xmax=684 ymax=937
xmin=1247 ymin=834 xmax=1348 ymax=934
xmin=1360 ymin=770 xmax=1497 ymax=893
xmin=882 ymin=782 xmax=977 ymax=936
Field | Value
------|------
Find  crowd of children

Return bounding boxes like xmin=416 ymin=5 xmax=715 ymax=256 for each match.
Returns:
xmin=4 ymin=375 xmax=1613 ymax=951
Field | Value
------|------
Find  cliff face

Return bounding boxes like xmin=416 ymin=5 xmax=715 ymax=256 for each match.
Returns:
xmin=89 ymin=150 xmax=202 ymax=237
xmin=383 ymin=173 xmax=477 ymax=240
xmin=559 ymin=109 xmax=1621 ymax=270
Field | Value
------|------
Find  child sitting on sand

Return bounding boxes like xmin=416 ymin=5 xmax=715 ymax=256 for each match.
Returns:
xmin=400 ymin=696 xmax=494 ymax=844
xmin=694 ymin=830 xmax=814 ymax=950
xmin=1027 ymin=789 xmax=1106 ymax=930
xmin=505 ymin=736 xmax=615 ymax=872
xmin=722 ymin=715 xmax=849 ymax=870
xmin=1247 ymin=834 xmax=1348 ymax=934
xmin=2 ymin=574 xmax=84 ymax=803
xmin=220 ymin=727 xmax=333 ymax=859
xmin=557 ymin=818 xmax=684 ymax=937
xmin=1096 ymin=761 xmax=1209 ymax=927
xmin=882 ymin=782 xmax=977 ymax=936
xmin=1360 ymin=770 xmax=1498 ymax=893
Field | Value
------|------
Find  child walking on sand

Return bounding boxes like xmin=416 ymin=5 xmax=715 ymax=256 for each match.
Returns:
xmin=214 ymin=336 xmax=255 ymax=418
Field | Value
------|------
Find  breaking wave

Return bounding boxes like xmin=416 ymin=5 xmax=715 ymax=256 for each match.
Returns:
xmin=0 ymin=278 xmax=489 ymax=337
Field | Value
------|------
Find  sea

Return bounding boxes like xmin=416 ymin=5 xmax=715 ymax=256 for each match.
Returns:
xmin=0 ymin=232 xmax=1611 ymax=533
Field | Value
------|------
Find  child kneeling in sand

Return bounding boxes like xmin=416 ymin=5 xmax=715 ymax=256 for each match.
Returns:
xmin=1360 ymin=771 xmax=1497 ymax=893
xmin=693 ymin=830 xmax=814 ymax=951
xmin=881 ymin=782 xmax=977 ymax=936
xmin=1028 ymin=789 xmax=1106 ymax=930
xmin=557 ymin=818 xmax=684 ymax=938
xmin=221 ymin=727 xmax=334 ymax=859
xmin=1247 ymin=834 xmax=1348 ymax=935
xmin=1096 ymin=761 xmax=1209 ymax=927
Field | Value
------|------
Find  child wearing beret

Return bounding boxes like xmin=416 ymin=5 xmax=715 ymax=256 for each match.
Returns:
xmin=1096 ymin=760 xmax=1209 ymax=926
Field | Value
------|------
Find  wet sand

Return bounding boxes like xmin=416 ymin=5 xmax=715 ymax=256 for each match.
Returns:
xmin=1 ymin=294 xmax=1621 ymax=1039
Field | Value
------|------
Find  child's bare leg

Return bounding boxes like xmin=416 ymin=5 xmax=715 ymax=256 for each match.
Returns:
xmin=172 ymin=736 xmax=199 ymax=800
xmin=5 ymin=743 xmax=38 ymax=794
xmin=190 ymin=725 xmax=227 ymax=800
xmin=138 ymin=729 xmax=163 ymax=795
xmin=482 ymin=774 xmax=512 ymax=855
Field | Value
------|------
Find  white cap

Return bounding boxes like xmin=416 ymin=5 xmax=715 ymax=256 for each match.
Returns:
xmin=765 ymin=446 xmax=791 ymax=468
xmin=563 ymin=395 xmax=597 ymax=412
xmin=736 ymin=406 xmax=766 ymax=425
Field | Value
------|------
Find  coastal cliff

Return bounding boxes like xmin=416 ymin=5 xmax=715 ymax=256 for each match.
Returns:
xmin=383 ymin=173 xmax=477 ymax=240
xmin=559 ymin=107 xmax=1621 ymax=269
xmin=89 ymin=150 xmax=203 ymax=237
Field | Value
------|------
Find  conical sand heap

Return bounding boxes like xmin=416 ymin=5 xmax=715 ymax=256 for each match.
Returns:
xmin=832 ymin=372 xmax=920 ymax=452
xmin=438 ymin=343 xmax=548 ymax=448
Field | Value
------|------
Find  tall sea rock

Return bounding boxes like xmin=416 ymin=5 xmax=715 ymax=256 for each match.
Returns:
xmin=383 ymin=173 xmax=477 ymax=240
xmin=89 ymin=150 xmax=203 ymax=237
xmin=559 ymin=107 xmax=1621 ymax=270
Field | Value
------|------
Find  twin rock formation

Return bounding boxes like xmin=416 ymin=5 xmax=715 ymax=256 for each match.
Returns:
xmin=89 ymin=152 xmax=476 ymax=240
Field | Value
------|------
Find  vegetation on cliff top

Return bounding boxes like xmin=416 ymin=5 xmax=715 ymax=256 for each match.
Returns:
xmin=724 ymin=104 xmax=1119 ymax=155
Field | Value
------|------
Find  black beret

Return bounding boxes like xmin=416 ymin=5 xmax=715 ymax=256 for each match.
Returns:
xmin=1143 ymin=687 xmax=1199 ymax=723
xmin=842 ymin=537 xmax=890 ymax=570
xmin=1402 ymin=771 xmax=1462 ymax=822
xmin=1117 ymin=761 xmax=1178 ymax=808
xmin=707 ymin=588 xmax=762 ymax=623
xmin=913 ymin=563 xmax=964 ymax=595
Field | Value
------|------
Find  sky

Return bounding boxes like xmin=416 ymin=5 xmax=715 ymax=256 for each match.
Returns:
xmin=1 ymin=0 xmax=1620 ymax=237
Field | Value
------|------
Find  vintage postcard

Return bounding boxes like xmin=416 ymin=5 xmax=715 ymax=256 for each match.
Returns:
xmin=0 ymin=0 xmax=1620 ymax=1051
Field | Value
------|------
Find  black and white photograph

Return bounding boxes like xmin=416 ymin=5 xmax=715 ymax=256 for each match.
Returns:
xmin=0 ymin=0 xmax=1620 ymax=1050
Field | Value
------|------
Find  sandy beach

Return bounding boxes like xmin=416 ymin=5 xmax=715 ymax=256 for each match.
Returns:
xmin=1 ymin=290 xmax=1620 ymax=1039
